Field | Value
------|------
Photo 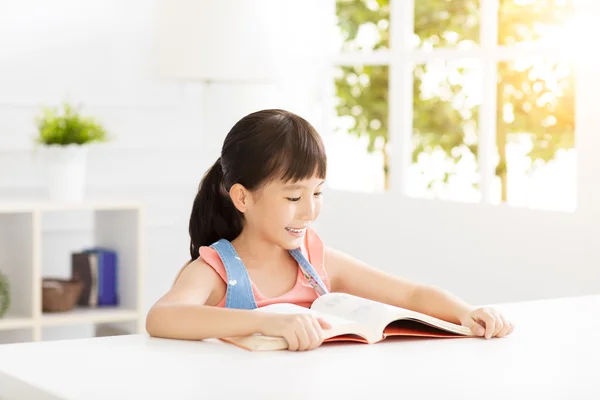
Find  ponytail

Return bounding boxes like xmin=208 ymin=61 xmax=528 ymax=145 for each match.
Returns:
xmin=189 ymin=158 xmax=243 ymax=260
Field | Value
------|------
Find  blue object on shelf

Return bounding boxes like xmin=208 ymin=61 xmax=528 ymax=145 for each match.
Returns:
xmin=83 ymin=248 xmax=119 ymax=306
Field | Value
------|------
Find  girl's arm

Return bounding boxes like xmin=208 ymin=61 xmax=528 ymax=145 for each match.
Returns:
xmin=145 ymin=259 xmax=332 ymax=350
xmin=145 ymin=259 xmax=266 ymax=340
xmin=324 ymin=247 xmax=471 ymax=322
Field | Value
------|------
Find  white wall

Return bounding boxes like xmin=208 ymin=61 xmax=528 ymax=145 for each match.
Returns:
xmin=0 ymin=0 xmax=205 ymax=314
xmin=316 ymin=193 xmax=600 ymax=305
xmin=1 ymin=0 xmax=599 ymax=326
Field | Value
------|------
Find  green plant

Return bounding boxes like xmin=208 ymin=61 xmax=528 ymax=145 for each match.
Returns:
xmin=0 ymin=271 xmax=9 ymax=319
xmin=35 ymin=102 xmax=109 ymax=146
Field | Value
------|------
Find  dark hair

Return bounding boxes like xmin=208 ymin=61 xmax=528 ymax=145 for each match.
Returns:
xmin=189 ymin=109 xmax=327 ymax=260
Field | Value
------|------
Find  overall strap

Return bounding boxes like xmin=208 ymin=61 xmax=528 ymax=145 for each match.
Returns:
xmin=289 ymin=248 xmax=329 ymax=296
xmin=209 ymin=239 xmax=258 ymax=310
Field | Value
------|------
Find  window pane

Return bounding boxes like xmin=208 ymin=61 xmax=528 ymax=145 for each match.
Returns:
xmin=408 ymin=60 xmax=482 ymax=202
xmin=498 ymin=0 xmax=575 ymax=46
xmin=414 ymin=0 xmax=480 ymax=49
xmin=336 ymin=0 xmax=390 ymax=52
xmin=495 ymin=59 xmax=575 ymax=211
xmin=328 ymin=65 xmax=389 ymax=192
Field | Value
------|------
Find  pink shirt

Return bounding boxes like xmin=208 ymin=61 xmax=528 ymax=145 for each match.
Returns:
xmin=199 ymin=228 xmax=331 ymax=309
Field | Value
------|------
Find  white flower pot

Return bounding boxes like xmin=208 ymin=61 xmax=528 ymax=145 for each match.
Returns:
xmin=40 ymin=144 xmax=89 ymax=203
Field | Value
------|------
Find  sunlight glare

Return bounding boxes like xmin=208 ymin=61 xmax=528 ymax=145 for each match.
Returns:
xmin=538 ymin=8 xmax=600 ymax=63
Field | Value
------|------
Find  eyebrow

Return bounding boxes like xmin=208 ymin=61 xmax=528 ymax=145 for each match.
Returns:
xmin=284 ymin=181 xmax=325 ymax=190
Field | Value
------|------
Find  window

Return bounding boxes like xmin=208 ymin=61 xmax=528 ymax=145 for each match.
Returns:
xmin=328 ymin=0 xmax=577 ymax=211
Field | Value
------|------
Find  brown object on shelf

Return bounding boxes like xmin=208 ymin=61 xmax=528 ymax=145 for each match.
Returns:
xmin=42 ymin=279 xmax=83 ymax=312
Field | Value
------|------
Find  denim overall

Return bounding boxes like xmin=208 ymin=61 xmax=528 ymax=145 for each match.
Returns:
xmin=210 ymin=239 xmax=329 ymax=309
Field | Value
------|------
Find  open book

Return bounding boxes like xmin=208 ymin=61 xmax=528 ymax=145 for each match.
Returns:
xmin=221 ymin=293 xmax=476 ymax=351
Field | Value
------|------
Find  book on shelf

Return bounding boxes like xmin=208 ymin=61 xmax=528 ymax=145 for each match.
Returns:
xmin=71 ymin=248 xmax=118 ymax=307
xmin=221 ymin=293 xmax=476 ymax=351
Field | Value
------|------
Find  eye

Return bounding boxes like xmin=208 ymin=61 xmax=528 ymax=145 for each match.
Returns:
xmin=314 ymin=192 xmax=323 ymax=197
xmin=287 ymin=197 xmax=300 ymax=202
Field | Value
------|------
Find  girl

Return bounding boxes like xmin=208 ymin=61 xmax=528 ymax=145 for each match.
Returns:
xmin=146 ymin=109 xmax=514 ymax=351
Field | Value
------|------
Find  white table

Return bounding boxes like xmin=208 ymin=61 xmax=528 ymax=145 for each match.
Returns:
xmin=0 ymin=295 xmax=599 ymax=400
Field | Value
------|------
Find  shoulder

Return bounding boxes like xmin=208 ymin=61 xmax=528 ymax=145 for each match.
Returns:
xmin=174 ymin=244 xmax=231 ymax=285
xmin=172 ymin=256 xmax=221 ymax=288
xmin=171 ymin=255 xmax=226 ymax=306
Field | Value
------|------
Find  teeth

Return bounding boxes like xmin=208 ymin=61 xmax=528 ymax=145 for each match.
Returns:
xmin=286 ymin=227 xmax=305 ymax=233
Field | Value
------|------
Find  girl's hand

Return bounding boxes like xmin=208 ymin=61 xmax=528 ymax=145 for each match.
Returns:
xmin=259 ymin=313 xmax=332 ymax=351
xmin=459 ymin=307 xmax=515 ymax=339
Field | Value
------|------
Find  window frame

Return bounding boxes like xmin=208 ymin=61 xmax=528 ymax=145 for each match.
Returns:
xmin=332 ymin=0 xmax=580 ymax=204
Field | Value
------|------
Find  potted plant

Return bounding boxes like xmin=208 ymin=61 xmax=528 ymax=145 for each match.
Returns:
xmin=35 ymin=103 xmax=109 ymax=202
xmin=0 ymin=271 xmax=9 ymax=319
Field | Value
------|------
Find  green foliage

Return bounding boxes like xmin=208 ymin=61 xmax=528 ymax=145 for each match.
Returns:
xmin=35 ymin=103 xmax=108 ymax=146
xmin=335 ymin=0 xmax=575 ymax=195
xmin=336 ymin=0 xmax=389 ymax=50
xmin=0 ymin=270 xmax=9 ymax=319
xmin=499 ymin=60 xmax=575 ymax=164
xmin=415 ymin=0 xmax=479 ymax=48
xmin=335 ymin=65 xmax=389 ymax=154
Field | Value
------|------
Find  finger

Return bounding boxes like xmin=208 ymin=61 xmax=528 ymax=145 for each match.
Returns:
xmin=492 ymin=313 xmax=505 ymax=337
xmin=317 ymin=317 xmax=332 ymax=330
xmin=310 ymin=318 xmax=323 ymax=350
xmin=295 ymin=322 xmax=311 ymax=351
xmin=480 ymin=312 xmax=496 ymax=340
xmin=311 ymin=317 xmax=325 ymax=340
xmin=285 ymin=331 xmax=299 ymax=351
xmin=466 ymin=320 xmax=485 ymax=337
xmin=507 ymin=322 xmax=515 ymax=335
xmin=496 ymin=314 xmax=512 ymax=338
xmin=301 ymin=316 xmax=320 ymax=350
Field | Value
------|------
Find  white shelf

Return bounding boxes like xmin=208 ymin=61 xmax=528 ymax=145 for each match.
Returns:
xmin=0 ymin=316 xmax=35 ymax=331
xmin=0 ymin=308 xmax=140 ymax=331
xmin=41 ymin=307 xmax=141 ymax=327
xmin=0 ymin=201 xmax=145 ymax=344
xmin=0 ymin=200 xmax=142 ymax=213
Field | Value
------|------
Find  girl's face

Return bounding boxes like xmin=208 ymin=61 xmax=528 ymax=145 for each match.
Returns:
xmin=244 ymin=175 xmax=325 ymax=250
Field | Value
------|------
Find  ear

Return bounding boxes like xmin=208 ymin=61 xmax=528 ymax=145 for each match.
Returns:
xmin=229 ymin=183 xmax=250 ymax=213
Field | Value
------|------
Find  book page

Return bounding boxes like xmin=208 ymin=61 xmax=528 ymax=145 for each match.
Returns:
xmin=312 ymin=293 xmax=473 ymax=336
xmin=311 ymin=293 xmax=397 ymax=334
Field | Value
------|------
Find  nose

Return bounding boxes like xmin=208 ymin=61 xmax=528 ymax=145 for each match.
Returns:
xmin=299 ymin=197 xmax=316 ymax=221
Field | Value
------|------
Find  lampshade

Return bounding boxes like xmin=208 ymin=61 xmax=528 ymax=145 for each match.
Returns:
xmin=157 ymin=0 xmax=284 ymax=82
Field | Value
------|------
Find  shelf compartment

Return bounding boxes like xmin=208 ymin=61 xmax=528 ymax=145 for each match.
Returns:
xmin=40 ymin=307 xmax=140 ymax=327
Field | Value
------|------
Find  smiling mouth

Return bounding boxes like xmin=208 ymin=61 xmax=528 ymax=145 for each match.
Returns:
xmin=285 ymin=227 xmax=306 ymax=234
